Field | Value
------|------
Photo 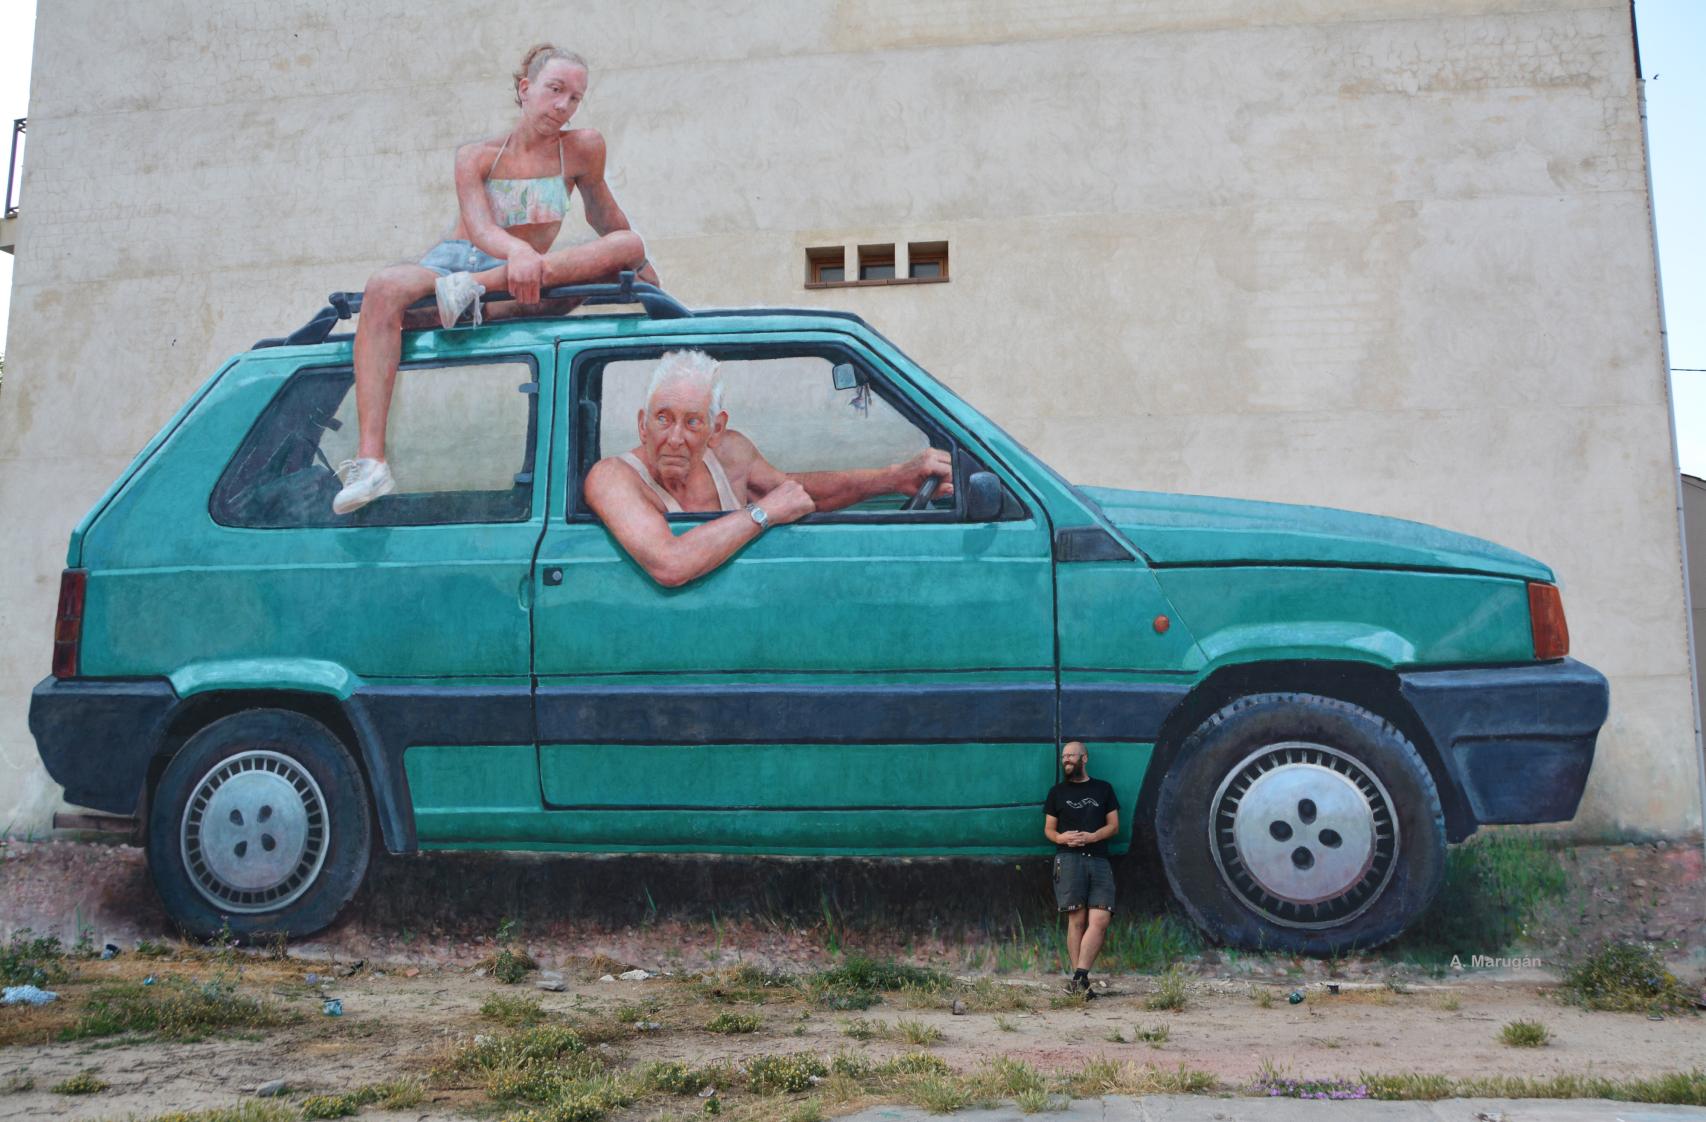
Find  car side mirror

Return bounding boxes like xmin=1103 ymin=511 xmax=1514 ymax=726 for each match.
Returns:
xmin=965 ymin=471 xmax=1003 ymax=522
xmin=831 ymin=363 xmax=862 ymax=391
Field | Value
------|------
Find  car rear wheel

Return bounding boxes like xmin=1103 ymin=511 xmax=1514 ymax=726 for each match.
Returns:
xmin=1154 ymin=692 xmax=1445 ymax=954
xmin=146 ymin=708 xmax=372 ymax=939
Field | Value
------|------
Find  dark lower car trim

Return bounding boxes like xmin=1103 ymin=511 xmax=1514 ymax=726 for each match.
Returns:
xmin=28 ymin=676 xmax=178 ymax=816
xmin=534 ymin=681 xmax=1057 ymax=744
xmin=1398 ymin=658 xmax=1609 ymax=827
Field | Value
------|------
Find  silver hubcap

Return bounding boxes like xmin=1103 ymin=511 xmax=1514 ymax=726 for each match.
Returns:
xmin=1209 ymin=742 xmax=1398 ymax=929
xmin=181 ymin=750 xmax=328 ymax=913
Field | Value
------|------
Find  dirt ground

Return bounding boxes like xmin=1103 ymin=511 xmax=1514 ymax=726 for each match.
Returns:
xmin=1 ymin=837 xmax=1703 ymax=1120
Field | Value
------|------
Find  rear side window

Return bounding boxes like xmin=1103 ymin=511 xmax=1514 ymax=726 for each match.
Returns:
xmin=212 ymin=358 xmax=538 ymax=528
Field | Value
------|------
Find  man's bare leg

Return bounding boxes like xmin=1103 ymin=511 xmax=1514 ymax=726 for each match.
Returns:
xmin=1077 ymin=907 xmax=1112 ymax=971
xmin=352 ymin=264 xmax=441 ymax=462
xmin=1065 ymin=908 xmax=1087 ymax=971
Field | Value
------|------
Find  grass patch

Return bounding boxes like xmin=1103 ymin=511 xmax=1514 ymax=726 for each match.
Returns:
xmin=1 ymin=929 xmax=68 ymax=987
xmin=1363 ymin=1069 xmax=1706 ymax=1105
xmin=841 ymin=1017 xmax=888 ymax=1041
xmin=1562 ymin=941 xmax=1693 ymax=1013
xmin=746 ymin=1052 xmax=828 ymax=1094
xmin=635 ymin=1061 xmax=710 ymax=1095
xmin=299 ymin=1081 xmax=424 ymax=1119
xmin=1437 ymin=993 xmax=1461 ymax=1012
xmin=431 ymin=1024 xmax=588 ymax=1083
xmin=691 ymin=963 xmax=800 ymax=1005
xmin=1144 ymin=966 xmax=1189 ymax=1012
xmin=51 ymin=1071 xmax=107 ymax=1095
xmin=135 ymin=938 xmax=174 ymax=959
xmin=481 ymin=994 xmax=547 ymax=1026
xmin=61 ymin=975 xmax=294 ymax=1041
xmin=706 ymin=1011 xmax=762 ymax=1034
xmin=1500 ymin=1019 xmax=1550 ymax=1047
xmin=1251 ymin=986 xmax=1275 ymax=1009
xmin=1391 ymin=831 xmax=1566 ymax=962
xmin=994 ymin=1015 xmax=1018 ymax=1032
xmin=896 ymin=1018 xmax=944 ymax=1046
xmin=1135 ymin=1024 xmax=1170 ymax=1046
xmin=908 ymin=1075 xmax=971 ymax=1113
xmin=971 ymin=913 xmax=1200 ymax=975
xmin=806 ymin=956 xmax=951 ymax=1010
xmin=1059 ymin=1056 xmax=1216 ymax=1096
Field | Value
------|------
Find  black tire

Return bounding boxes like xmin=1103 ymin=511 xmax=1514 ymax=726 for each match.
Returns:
xmin=1154 ymin=693 xmax=1445 ymax=954
xmin=146 ymin=708 xmax=372 ymax=939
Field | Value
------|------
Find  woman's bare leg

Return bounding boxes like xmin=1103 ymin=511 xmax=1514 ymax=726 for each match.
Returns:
xmin=353 ymin=264 xmax=440 ymax=461
xmin=466 ymin=230 xmax=648 ymax=301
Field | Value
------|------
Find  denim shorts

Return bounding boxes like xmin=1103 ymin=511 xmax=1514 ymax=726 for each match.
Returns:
xmin=419 ymin=239 xmax=505 ymax=277
xmin=1053 ymin=850 xmax=1116 ymax=912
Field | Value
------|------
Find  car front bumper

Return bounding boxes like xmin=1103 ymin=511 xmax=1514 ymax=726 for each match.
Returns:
xmin=28 ymin=676 xmax=178 ymax=816
xmin=1397 ymin=657 xmax=1608 ymax=829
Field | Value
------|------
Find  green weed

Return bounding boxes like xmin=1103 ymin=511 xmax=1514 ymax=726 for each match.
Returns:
xmin=746 ymin=1052 xmax=828 ymax=1094
xmin=1563 ymin=941 xmax=1692 ymax=1013
xmin=61 ymin=975 xmax=293 ymax=1041
xmin=1 ymin=929 xmax=67 ymax=987
xmin=896 ymin=1018 xmax=944 ymax=1046
xmin=1144 ymin=967 xmax=1189 ymax=1012
xmin=482 ymin=994 xmax=547 ymax=1026
xmin=705 ymin=1011 xmax=762 ymax=1034
xmin=1500 ymin=1020 xmax=1550 ymax=1047
xmin=51 ymin=1071 xmax=107 ymax=1095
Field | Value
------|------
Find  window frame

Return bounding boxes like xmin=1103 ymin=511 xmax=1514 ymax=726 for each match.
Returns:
xmin=209 ymin=352 xmax=543 ymax=530
xmin=564 ymin=341 xmax=1028 ymax=527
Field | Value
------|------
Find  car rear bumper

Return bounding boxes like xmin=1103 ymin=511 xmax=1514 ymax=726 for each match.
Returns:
xmin=1397 ymin=658 xmax=1608 ymax=829
xmin=28 ymin=676 xmax=178 ymax=815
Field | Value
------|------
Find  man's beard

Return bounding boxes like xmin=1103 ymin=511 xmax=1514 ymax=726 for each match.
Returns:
xmin=1062 ymin=762 xmax=1079 ymax=776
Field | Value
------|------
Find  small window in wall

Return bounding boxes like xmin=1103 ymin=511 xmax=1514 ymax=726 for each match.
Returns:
xmin=806 ymin=246 xmax=845 ymax=285
xmin=858 ymin=244 xmax=895 ymax=281
xmin=803 ymin=240 xmax=951 ymax=289
xmin=908 ymin=241 xmax=949 ymax=280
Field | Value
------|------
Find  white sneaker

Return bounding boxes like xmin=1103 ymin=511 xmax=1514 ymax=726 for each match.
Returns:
xmin=332 ymin=459 xmax=395 ymax=514
xmin=435 ymin=271 xmax=486 ymax=329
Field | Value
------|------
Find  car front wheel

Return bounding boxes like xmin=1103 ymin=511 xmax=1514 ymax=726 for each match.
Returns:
xmin=1154 ymin=692 xmax=1446 ymax=954
xmin=146 ymin=708 xmax=372 ymax=939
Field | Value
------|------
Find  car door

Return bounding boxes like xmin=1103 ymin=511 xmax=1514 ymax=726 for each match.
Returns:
xmin=529 ymin=334 xmax=1058 ymax=853
xmin=194 ymin=343 xmax=554 ymax=849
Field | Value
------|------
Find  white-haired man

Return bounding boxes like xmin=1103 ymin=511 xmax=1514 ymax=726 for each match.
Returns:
xmin=583 ymin=349 xmax=952 ymax=587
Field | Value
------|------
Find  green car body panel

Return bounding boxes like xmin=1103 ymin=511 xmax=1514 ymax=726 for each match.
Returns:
xmin=30 ymin=301 xmax=1608 ymax=894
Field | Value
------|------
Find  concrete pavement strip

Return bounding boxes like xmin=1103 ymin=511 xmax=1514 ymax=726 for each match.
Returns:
xmin=839 ymin=1096 xmax=1706 ymax=1120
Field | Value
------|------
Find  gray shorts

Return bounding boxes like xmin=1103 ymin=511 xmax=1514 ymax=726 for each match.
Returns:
xmin=1053 ymin=850 xmax=1115 ymax=913
xmin=419 ymin=239 xmax=505 ymax=277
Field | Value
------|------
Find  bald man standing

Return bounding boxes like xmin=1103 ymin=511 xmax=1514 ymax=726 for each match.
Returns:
xmin=1044 ymin=740 xmax=1120 ymax=998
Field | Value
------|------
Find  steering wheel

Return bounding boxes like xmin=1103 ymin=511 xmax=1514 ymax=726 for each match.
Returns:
xmin=902 ymin=474 xmax=942 ymax=512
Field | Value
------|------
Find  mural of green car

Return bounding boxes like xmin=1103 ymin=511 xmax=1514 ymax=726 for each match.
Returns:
xmin=29 ymin=277 xmax=1608 ymax=952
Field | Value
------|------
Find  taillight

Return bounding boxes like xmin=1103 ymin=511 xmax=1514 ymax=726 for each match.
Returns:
xmin=52 ymin=569 xmax=87 ymax=679
xmin=1528 ymin=581 xmax=1569 ymax=660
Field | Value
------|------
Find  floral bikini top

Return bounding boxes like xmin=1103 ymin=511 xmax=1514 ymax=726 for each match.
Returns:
xmin=484 ymin=135 xmax=571 ymax=228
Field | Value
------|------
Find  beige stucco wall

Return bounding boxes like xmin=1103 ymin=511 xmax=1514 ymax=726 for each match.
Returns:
xmin=2 ymin=0 xmax=1698 ymax=839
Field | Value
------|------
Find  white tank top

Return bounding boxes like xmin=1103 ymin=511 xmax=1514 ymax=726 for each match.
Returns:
xmin=616 ymin=448 xmax=740 ymax=512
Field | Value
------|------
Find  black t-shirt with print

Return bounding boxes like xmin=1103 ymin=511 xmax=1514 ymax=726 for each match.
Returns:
xmin=1044 ymin=777 xmax=1120 ymax=857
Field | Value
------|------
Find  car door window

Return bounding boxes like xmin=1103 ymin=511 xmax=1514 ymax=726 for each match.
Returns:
xmin=577 ymin=348 xmax=998 ymax=520
xmin=212 ymin=358 xmax=538 ymax=528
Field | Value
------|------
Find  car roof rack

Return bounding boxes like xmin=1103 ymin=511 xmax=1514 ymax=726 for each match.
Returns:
xmin=253 ymin=270 xmax=693 ymax=349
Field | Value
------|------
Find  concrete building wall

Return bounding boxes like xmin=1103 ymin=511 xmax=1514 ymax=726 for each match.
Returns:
xmin=2 ymin=0 xmax=1698 ymax=839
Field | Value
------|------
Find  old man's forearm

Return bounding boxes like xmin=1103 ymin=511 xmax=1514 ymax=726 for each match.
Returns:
xmin=790 ymin=467 xmax=898 ymax=512
xmin=640 ymin=514 xmax=762 ymax=587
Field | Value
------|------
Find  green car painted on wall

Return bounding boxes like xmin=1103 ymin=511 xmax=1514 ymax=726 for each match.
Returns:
xmin=30 ymin=278 xmax=1609 ymax=952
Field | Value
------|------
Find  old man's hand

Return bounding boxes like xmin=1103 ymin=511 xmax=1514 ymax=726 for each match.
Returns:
xmin=759 ymin=479 xmax=816 ymax=525
xmin=896 ymin=448 xmax=954 ymax=497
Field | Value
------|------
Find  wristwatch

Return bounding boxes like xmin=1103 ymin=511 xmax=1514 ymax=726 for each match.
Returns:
xmin=746 ymin=502 xmax=769 ymax=530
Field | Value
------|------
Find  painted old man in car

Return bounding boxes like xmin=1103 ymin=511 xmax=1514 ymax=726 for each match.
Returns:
xmin=583 ymin=349 xmax=954 ymax=586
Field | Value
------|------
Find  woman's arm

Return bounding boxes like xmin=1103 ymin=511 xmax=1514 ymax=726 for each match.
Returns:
xmin=453 ymin=141 xmax=537 ymax=264
xmin=568 ymin=131 xmax=660 ymax=285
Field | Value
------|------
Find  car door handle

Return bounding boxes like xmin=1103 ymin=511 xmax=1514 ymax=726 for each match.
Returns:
xmin=542 ymin=567 xmax=564 ymax=586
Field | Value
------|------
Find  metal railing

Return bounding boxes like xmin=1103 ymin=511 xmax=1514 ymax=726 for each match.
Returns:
xmin=5 ymin=117 xmax=23 ymax=220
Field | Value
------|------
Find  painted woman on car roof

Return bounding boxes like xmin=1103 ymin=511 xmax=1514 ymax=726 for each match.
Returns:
xmin=333 ymin=43 xmax=658 ymax=514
